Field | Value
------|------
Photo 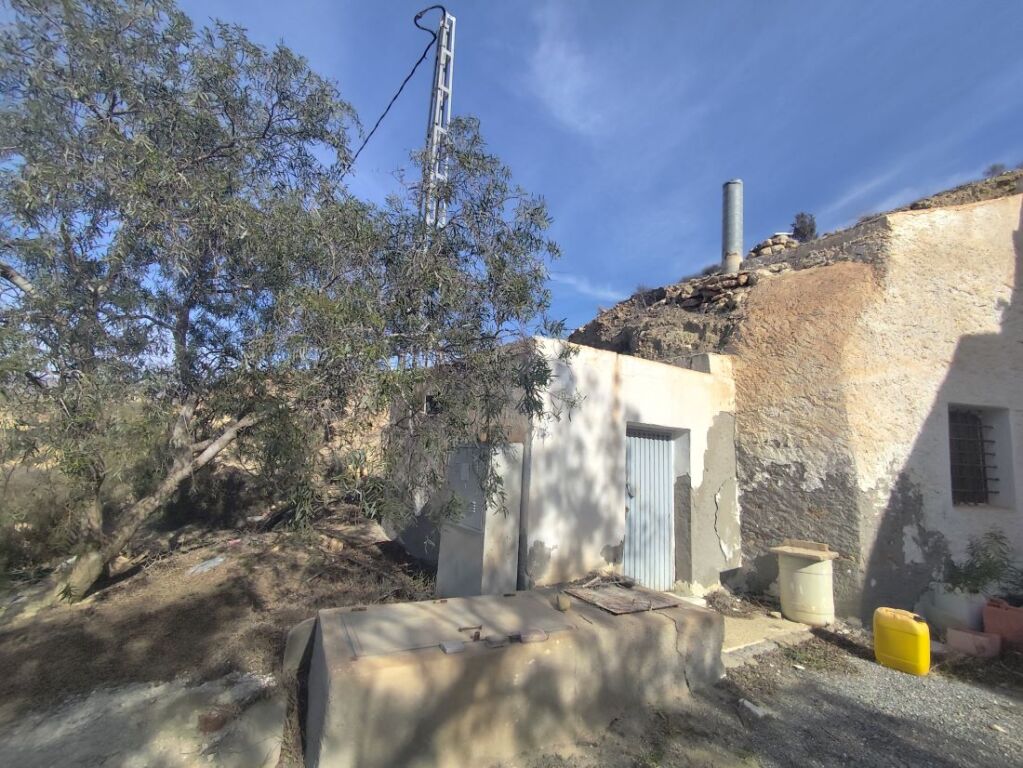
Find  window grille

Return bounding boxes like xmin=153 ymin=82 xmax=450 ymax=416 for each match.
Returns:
xmin=948 ymin=408 xmax=997 ymax=505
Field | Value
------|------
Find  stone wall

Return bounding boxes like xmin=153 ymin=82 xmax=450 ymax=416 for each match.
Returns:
xmin=569 ymin=272 xmax=751 ymax=365
xmin=746 ymin=232 xmax=800 ymax=261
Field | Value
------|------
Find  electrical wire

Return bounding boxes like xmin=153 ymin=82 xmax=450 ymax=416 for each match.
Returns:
xmin=340 ymin=5 xmax=447 ymax=180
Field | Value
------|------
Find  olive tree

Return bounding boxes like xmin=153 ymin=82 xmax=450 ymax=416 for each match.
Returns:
xmin=0 ymin=0 xmax=564 ymax=604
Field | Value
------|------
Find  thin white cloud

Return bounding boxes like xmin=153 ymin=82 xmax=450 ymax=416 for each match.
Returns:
xmin=819 ymin=166 xmax=904 ymax=221
xmin=550 ymin=272 xmax=625 ymax=303
xmin=819 ymin=74 xmax=1023 ymax=228
xmin=868 ymin=170 xmax=978 ymax=215
xmin=527 ymin=5 xmax=610 ymax=137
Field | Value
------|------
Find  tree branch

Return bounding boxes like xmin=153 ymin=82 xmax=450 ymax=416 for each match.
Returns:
xmin=52 ymin=408 xmax=267 ymax=605
xmin=102 ymin=311 xmax=175 ymax=331
xmin=0 ymin=260 xmax=36 ymax=296
xmin=189 ymin=411 xmax=263 ymax=469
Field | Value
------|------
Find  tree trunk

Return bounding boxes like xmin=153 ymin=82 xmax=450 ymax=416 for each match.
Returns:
xmin=50 ymin=411 xmax=263 ymax=604
xmin=80 ymin=466 xmax=107 ymax=546
xmin=82 ymin=494 xmax=104 ymax=545
xmin=169 ymin=396 xmax=198 ymax=471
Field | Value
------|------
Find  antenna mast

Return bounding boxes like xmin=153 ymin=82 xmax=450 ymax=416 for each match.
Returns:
xmin=422 ymin=8 xmax=455 ymax=228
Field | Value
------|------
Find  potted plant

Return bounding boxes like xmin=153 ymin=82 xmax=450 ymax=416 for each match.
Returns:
xmin=984 ymin=562 xmax=1023 ymax=648
xmin=916 ymin=530 xmax=1014 ymax=635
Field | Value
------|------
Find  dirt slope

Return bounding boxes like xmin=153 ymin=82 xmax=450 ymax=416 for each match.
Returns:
xmin=0 ymin=512 xmax=433 ymax=725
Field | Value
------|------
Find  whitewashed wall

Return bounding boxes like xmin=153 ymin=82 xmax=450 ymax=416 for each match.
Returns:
xmin=521 ymin=340 xmax=738 ymax=590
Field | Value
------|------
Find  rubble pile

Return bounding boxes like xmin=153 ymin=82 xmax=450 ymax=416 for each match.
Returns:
xmin=646 ymin=270 xmax=756 ymax=313
xmin=746 ymin=232 xmax=800 ymax=260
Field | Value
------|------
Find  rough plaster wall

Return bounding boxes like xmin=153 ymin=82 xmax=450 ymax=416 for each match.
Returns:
xmin=566 ymin=188 xmax=1023 ymax=619
xmin=732 ymin=258 xmax=885 ymax=615
xmin=847 ymin=195 xmax=1023 ymax=618
xmin=690 ymin=412 xmax=740 ymax=587
xmin=674 ymin=473 xmax=693 ymax=582
xmin=733 ymin=195 xmax=1023 ymax=620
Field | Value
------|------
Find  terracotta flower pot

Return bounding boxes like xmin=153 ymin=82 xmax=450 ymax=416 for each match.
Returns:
xmin=947 ymin=627 xmax=1002 ymax=658
xmin=983 ymin=598 xmax=1023 ymax=648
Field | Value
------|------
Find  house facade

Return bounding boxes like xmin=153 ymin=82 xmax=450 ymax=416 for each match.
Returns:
xmin=426 ymin=344 xmax=740 ymax=599
xmin=571 ymin=175 xmax=1023 ymax=620
xmin=415 ymin=173 xmax=1022 ymax=623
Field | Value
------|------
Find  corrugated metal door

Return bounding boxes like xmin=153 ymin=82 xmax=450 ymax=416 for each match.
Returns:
xmin=624 ymin=428 xmax=674 ymax=590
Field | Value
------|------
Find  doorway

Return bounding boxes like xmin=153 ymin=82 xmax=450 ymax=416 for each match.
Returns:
xmin=623 ymin=427 xmax=675 ymax=590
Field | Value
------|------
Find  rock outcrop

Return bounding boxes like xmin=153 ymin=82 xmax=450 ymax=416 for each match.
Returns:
xmin=569 ymin=270 xmax=757 ymax=364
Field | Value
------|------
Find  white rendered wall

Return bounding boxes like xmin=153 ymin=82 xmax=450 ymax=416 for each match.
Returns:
xmin=844 ymin=195 xmax=1023 ymax=610
xmin=521 ymin=340 xmax=738 ymax=589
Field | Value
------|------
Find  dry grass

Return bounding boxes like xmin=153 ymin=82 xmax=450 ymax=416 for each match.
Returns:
xmin=936 ymin=647 xmax=1023 ymax=700
xmin=0 ymin=513 xmax=434 ymax=726
xmin=705 ymin=590 xmax=778 ymax=619
xmin=782 ymin=635 xmax=860 ymax=674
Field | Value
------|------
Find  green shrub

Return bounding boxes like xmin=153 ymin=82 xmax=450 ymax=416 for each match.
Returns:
xmin=946 ymin=530 xmax=1014 ymax=593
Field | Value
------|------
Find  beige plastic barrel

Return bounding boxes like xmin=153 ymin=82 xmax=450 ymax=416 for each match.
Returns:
xmin=769 ymin=539 xmax=838 ymax=627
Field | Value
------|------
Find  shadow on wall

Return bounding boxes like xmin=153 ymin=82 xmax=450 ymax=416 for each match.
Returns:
xmin=312 ymin=604 xmax=1007 ymax=768
xmin=861 ymin=198 xmax=1023 ymax=622
xmin=395 ymin=356 xmax=639 ymax=592
xmin=310 ymin=601 xmax=721 ymax=768
xmin=417 ymin=346 xmax=736 ymax=595
xmin=521 ymin=356 xmax=642 ymax=588
xmin=394 ymin=511 xmax=441 ymax=567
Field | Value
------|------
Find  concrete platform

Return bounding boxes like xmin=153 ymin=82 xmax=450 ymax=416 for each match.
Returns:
xmin=721 ymin=612 xmax=812 ymax=668
xmin=305 ymin=589 xmax=723 ymax=768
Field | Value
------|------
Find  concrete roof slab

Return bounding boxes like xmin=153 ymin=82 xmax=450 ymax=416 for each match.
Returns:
xmin=336 ymin=592 xmax=576 ymax=658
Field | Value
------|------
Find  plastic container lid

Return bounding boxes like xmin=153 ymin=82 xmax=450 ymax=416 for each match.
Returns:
xmin=769 ymin=539 xmax=838 ymax=561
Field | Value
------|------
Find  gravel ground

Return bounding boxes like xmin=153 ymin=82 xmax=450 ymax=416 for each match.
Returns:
xmin=729 ymin=646 xmax=1022 ymax=767
xmin=519 ymin=629 xmax=1023 ymax=768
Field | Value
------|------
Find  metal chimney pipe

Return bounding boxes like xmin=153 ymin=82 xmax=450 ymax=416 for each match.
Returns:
xmin=722 ymin=179 xmax=743 ymax=274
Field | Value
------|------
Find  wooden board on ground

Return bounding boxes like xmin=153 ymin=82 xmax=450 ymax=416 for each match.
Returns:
xmin=564 ymin=583 xmax=682 ymax=615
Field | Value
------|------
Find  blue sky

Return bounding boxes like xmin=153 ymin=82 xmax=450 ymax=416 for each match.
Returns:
xmin=136 ymin=2 xmax=1023 ymax=328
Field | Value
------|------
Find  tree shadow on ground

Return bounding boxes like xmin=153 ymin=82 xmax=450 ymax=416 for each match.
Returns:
xmin=0 ymin=571 xmax=263 ymax=724
xmin=0 ymin=526 xmax=434 ymax=727
xmin=641 ymin=670 xmax=1019 ymax=768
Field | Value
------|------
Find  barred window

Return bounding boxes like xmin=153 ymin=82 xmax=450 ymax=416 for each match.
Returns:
xmin=948 ymin=408 xmax=997 ymax=505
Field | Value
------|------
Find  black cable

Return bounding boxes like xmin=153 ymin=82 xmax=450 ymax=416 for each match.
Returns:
xmin=340 ymin=6 xmax=447 ymax=180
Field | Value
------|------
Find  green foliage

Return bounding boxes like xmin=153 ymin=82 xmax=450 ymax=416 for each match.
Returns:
xmin=0 ymin=0 xmax=564 ymax=569
xmin=0 ymin=463 xmax=72 ymax=575
xmin=791 ymin=211 xmax=817 ymax=242
xmin=984 ymin=163 xmax=1007 ymax=178
xmin=945 ymin=529 xmax=1015 ymax=594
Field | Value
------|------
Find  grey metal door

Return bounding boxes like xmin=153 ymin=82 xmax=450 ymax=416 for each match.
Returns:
xmin=624 ymin=428 xmax=674 ymax=590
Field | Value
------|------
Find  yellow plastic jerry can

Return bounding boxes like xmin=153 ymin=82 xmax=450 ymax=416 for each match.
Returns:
xmin=874 ymin=607 xmax=930 ymax=676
